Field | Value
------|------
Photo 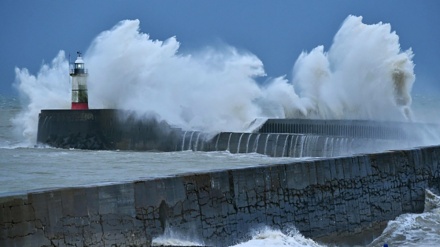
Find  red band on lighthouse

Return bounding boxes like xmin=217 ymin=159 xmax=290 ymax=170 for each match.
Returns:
xmin=71 ymin=102 xmax=89 ymax=110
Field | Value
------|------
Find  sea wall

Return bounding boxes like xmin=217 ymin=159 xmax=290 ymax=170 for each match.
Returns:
xmin=37 ymin=110 xmax=438 ymax=156
xmin=2 ymin=145 xmax=440 ymax=247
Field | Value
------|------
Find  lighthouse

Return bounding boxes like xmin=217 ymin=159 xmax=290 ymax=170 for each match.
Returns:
xmin=70 ymin=52 xmax=89 ymax=110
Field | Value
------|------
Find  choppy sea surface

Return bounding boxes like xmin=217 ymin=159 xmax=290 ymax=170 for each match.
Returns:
xmin=0 ymin=148 xmax=305 ymax=195
xmin=1 ymin=94 xmax=440 ymax=247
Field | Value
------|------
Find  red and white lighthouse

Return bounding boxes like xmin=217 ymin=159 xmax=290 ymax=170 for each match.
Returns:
xmin=70 ymin=52 xmax=89 ymax=110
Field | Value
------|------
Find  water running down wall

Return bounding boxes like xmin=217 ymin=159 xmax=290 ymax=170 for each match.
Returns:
xmin=1 ymin=145 xmax=440 ymax=246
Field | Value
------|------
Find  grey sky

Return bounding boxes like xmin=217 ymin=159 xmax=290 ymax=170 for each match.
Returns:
xmin=1 ymin=0 xmax=439 ymax=95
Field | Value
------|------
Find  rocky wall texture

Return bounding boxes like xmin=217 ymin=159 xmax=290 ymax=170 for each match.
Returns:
xmin=1 ymin=146 xmax=440 ymax=247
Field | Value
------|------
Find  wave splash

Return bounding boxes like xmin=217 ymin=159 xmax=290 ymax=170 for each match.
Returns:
xmin=86 ymin=19 xmax=266 ymax=133
xmin=367 ymin=189 xmax=440 ymax=247
xmin=12 ymin=15 xmax=415 ymax=144
xmin=291 ymin=16 xmax=414 ymax=120
xmin=12 ymin=53 xmax=70 ymax=146
xmin=231 ymin=226 xmax=325 ymax=247
xmin=151 ymin=225 xmax=324 ymax=247
xmin=151 ymin=225 xmax=205 ymax=246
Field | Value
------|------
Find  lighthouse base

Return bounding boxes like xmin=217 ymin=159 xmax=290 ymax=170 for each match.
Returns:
xmin=37 ymin=109 xmax=181 ymax=150
xmin=71 ymin=102 xmax=89 ymax=110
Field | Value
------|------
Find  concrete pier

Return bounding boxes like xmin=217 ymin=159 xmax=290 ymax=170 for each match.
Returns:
xmin=36 ymin=109 xmax=438 ymax=157
xmin=2 ymin=145 xmax=440 ymax=246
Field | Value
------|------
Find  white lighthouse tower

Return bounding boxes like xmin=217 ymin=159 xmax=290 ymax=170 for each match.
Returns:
xmin=70 ymin=52 xmax=89 ymax=110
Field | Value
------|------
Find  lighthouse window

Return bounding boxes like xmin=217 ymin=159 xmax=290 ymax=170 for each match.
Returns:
xmin=76 ymin=64 xmax=83 ymax=69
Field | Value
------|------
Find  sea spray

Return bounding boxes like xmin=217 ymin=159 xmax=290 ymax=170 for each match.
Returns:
xmin=12 ymin=16 xmax=417 ymax=145
xmin=230 ymin=226 xmax=325 ymax=247
xmin=153 ymin=225 xmax=327 ymax=247
xmin=85 ymin=19 xmax=265 ymax=133
xmin=367 ymin=189 xmax=440 ymax=247
xmin=12 ymin=51 xmax=70 ymax=145
xmin=291 ymin=15 xmax=415 ymax=121
xmin=151 ymin=224 xmax=205 ymax=247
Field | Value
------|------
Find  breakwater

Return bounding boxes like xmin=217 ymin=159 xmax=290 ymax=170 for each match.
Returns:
xmin=2 ymin=145 xmax=440 ymax=246
xmin=36 ymin=109 xmax=437 ymax=157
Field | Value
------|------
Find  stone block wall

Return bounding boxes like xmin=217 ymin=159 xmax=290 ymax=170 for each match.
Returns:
xmin=1 ymin=146 xmax=440 ymax=246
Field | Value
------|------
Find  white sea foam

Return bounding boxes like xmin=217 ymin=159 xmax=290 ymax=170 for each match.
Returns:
xmin=151 ymin=225 xmax=325 ymax=247
xmin=85 ymin=19 xmax=266 ymax=133
xmin=12 ymin=52 xmax=70 ymax=145
xmin=12 ymin=15 xmax=416 ymax=145
xmin=151 ymin=225 xmax=205 ymax=246
xmin=231 ymin=226 xmax=325 ymax=247
xmin=291 ymin=16 xmax=414 ymax=120
xmin=222 ymin=191 xmax=440 ymax=247
xmin=367 ymin=189 xmax=440 ymax=247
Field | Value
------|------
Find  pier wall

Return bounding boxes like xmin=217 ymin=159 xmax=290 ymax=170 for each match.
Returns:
xmin=37 ymin=110 xmax=439 ymax=157
xmin=2 ymin=145 xmax=440 ymax=247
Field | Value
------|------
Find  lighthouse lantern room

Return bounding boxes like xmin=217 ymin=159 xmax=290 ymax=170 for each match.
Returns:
xmin=70 ymin=52 xmax=89 ymax=110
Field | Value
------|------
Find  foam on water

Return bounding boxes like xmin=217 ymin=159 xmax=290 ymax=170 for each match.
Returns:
xmin=367 ymin=189 xmax=440 ymax=247
xmin=12 ymin=15 xmax=416 ymax=145
xmin=151 ymin=226 xmax=205 ymax=247
xmin=151 ymin=225 xmax=325 ymax=247
xmin=230 ymin=226 xmax=325 ymax=247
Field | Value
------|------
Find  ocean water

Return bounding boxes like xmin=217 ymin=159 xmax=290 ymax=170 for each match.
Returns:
xmin=3 ymin=14 xmax=440 ymax=246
